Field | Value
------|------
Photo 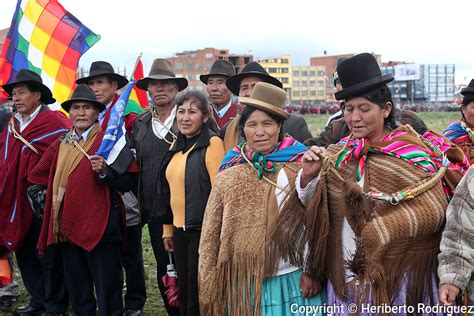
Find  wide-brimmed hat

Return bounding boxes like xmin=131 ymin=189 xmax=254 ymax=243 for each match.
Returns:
xmin=2 ymin=69 xmax=56 ymax=104
xmin=136 ymin=59 xmax=188 ymax=91
xmin=239 ymin=82 xmax=289 ymax=119
xmin=76 ymin=61 xmax=129 ymax=89
xmin=226 ymin=62 xmax=283 ymax=95
xmin=61 ymin=84 xmax=105 ymax=113
xmin=335 ymin=53 xmax=393 ymax=101
xmin=199 ymin=60 xmax=235 ymax=84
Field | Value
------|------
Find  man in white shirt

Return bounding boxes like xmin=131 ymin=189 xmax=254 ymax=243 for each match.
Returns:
xmin=132 ymin=58 xmax=188 ymax=316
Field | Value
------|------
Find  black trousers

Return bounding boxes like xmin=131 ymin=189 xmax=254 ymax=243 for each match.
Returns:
xmin=172 ymin=229 xmax=200 ymax=316
xmin=61 ymin=242 xmax=123 ymax=316
xmin=121 ymin=224 xmax=147 ymax=310
xmin=148 ymin=221 xmax=181 ymax=316
xmin=15 ymin=218 xmax=68 ymax=313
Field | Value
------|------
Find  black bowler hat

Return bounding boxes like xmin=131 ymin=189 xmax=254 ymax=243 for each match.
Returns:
xmin=136 ymin=58 xmax=188 ymax=91
xmin=76 ymin=61 xmax=129 ymax=89
xmin=61 ymin=84 xmax=105 ymax=113
xmin=226 ymin=61 xmax=283 ymax=95
xmin=461 ymin=79 xmax=474 ymax=96
xmin=199 ymin=59 xmax=235 ymax=84
xmin=461 ymin=79 xmax=474 ymax=106
xmin=2 ymin=69 xmax=56 ymax=104
xmin=335 ymin=53 xmax=394 ymax=101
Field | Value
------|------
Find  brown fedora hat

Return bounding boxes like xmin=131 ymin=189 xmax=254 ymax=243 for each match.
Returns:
xmin=199 ymin=59 xmax=235 ymax=84
xmin=3 ymin=69 xmax=56 ymax=104
xmin=136 ymin=59 xmax=188 ymax=91
xmin=239 ymin=82 xmax=289 ymax=119
xmin=76 ymin=61 xmax=129 ymax=89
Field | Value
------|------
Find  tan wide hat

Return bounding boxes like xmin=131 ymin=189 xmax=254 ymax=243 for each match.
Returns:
xmin=136 ymin=58 xmax=188 ymax=91
xmin=239 ymin=82 xmax=289 ymax=119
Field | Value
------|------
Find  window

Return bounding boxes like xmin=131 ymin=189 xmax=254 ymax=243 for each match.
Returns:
xmin=269 ymin=68 xmax=278 ymax=73
xmin=293 ymin=71 xmax=300 ymax=77
xmin=318 ymin=91 xmax=324 ymax=97
xmin=281 ymin=78 xmax=289 ymax=84
xmin=302 ymin=91 xmax=308 ymax=97
xmin=281 ymin=68 xmax=289 ymax=73
xmin=205 ymin=53 xmax=213 ymax=59
xmin=294 ymin=91 xmax=300 ymax=97
xmin=302 ymin=71 xmax=308 ymax=76
xmin=310 ymin=91 xmax=316 ymax=96
xmin=309 ymin=80 xmax=316 ymax=86
xmin=302 ymin=81 xmax=308 ymax=87
xmin=293 ymin=79 xmax=300 ymax=85
xmin=317 ymin=80 xmax=324 ymax=87
xmin=317 ymin=70 xmax=325 ymax=76
xmin=309 ymin=70 xmax=316 ymax=76
xmin=175 ymin=62 xmax=183 ymax=70
xmin=195 ymin=63 xmax=202 ymax=70
xmin=281 ymin=58 xmax=289 ymax=63
xmin=186 ymin=63 xmax=193 ymax=70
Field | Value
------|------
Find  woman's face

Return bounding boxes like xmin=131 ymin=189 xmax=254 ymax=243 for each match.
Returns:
xmin=176 ymin=100 xmax=208 ymax=138
xmin=462 ymin=102 xmax=474 ymax=126
xmin=344 ymin=97 xmax=392 ymax=141
xmin=243 ymin=109 xmax=281 ymax=154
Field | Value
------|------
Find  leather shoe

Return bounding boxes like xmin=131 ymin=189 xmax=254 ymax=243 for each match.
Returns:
xmin=124 ymin=309 xmax=142 ymax=316
xmin=13 ymin=304 xmax=45 ymax=315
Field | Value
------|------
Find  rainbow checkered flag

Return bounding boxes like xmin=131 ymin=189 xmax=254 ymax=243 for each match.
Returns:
xmin=0 ymin=0 xmax=100 ymax=106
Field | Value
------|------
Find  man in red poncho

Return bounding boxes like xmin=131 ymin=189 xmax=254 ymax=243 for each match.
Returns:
xmin=30 ymin=84 xmax=137 ymax=315
xmin=0 ymin=69 xmax=70 ymax=315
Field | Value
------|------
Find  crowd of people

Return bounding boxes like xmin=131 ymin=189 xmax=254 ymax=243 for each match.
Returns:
xmin=0 ymin=52 xmax=472 ymax=316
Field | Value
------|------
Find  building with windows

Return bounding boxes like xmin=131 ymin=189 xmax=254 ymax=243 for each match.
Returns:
xmin=256 ymin=55 xmax=292 ymax=99
xmin=167 ymin=48 xmax=253 ymax=91
xmin=382 ymin=64 xmax=455 ymax=103
xmin=292 ymin=66 xmax=326 ymax=105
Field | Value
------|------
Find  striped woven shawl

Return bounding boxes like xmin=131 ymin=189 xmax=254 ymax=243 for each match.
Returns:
xmin=268 ymin=126 xmax=468 ymax=310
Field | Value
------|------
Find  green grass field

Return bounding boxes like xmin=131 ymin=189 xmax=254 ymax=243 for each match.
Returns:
xmin=3 ymin=111 xmax=461 ymax=315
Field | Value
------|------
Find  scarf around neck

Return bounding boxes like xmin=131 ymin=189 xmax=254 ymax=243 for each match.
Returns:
xmin=334 ymin=125 xmax=469 ymax=198
xmin=219 ymin=136 xmax=307 ymax=180
xmin=443 ymin=119 xmax=474 ymax=144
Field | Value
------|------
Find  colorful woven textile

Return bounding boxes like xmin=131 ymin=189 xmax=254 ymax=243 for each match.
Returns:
xmin=335 ymin=129 xmax=469 ymax=183
xmin=219 ymin=136 xmax=307 ymax=179
xmin=0 ymin=0 xmax=100 ymax=104
xmin=443 ymin=120 xmax=474 ymax=144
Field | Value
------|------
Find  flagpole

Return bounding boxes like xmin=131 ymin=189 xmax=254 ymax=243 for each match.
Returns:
xmin=130 ymin=52 xmax=143 ymax=81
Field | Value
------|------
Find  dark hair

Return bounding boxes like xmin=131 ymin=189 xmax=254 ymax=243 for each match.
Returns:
xmin=176 ymin=90 xmax=209 ymax=116
xmin=347 ymin=85 xmax=397 ymax=130
xmin=238 ymin=106 xmax=285 ymax=141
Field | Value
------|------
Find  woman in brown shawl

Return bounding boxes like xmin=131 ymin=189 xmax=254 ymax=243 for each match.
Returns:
xmin=269 ymin=53 xmax=469 ymax=315
xmin=198 ymin=82 xmax=325 ymax=315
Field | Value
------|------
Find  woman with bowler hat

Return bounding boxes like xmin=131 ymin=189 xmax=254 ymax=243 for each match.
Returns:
xmin=269 ymin=53 xmax=469 ymax=315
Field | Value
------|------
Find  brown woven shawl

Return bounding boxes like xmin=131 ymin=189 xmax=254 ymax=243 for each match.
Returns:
xmin=267 ymin=130 xmax=462 ymax=308
xmin=198 ymin=162 xmax=299 ymax=316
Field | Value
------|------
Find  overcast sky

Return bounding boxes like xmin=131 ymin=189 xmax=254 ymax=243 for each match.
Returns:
xmin=1 ymin=0 xmax=473 ymax=84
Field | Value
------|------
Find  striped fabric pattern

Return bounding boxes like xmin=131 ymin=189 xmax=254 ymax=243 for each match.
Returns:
xmin=443 ymin=120 xmax=474 ymax=144
xmin=218 ymin=136 xmax=307 ymax=177
xmin=0 ymin=0 xmax=100 ymax=105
